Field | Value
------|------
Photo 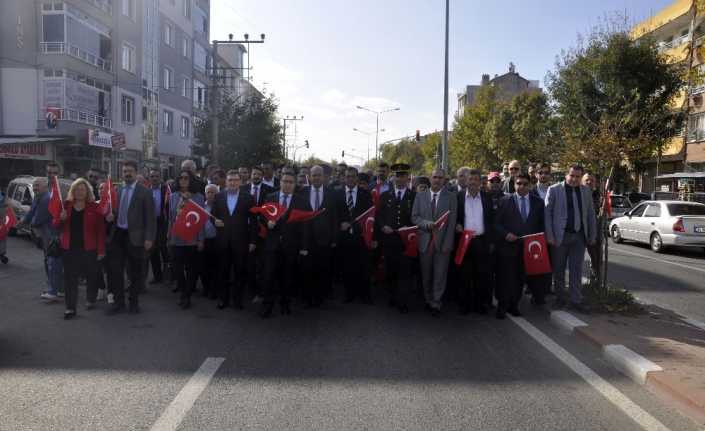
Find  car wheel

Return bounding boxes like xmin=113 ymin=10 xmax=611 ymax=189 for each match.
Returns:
xmin=650 ymin=232 xmax=664 ymax=253
xmin=611 ymin=226 xmax=623 ymax=244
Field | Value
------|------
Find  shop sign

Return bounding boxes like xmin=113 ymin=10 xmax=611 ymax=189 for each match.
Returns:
xmin=87 ymin=129 xmax=113 ymax=149
xmin=0 ymin=142 xmax=50 ymax=160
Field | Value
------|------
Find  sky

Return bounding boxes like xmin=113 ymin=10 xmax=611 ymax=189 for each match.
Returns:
xmin=211 ymin=0 xmax=674 ymax=165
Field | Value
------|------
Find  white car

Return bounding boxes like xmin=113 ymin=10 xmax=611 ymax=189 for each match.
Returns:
xmin=609 ymin=200 xmax=705 ymax=253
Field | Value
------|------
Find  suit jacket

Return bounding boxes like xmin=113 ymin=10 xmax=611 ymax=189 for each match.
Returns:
xmin=544 ymin=181 xmax=597 ymax=246
xmin=299 ymin=185 xmax=338 ymax=248
xmin=412 ymin=188 xmax=457 ymax=254
xmin=501 ymin=177 xmax=515 ymax=194
xmin=455 ymin=190 xmax=495 ymax=241
xmin=336 ymin=186 xmax=374 ymax=247
xmin=261 ymin=191 xmax=304 ymax=254
xmin=212 ymin=190 xmax=257 ymax=251
xmin=24 ymin=191 xmax=58 ymax=241
xmin=241 ymin=182 xmax=275 ymax=207
xmin=114 ymin=182 xmax=156 ymax=247
xmin=374 ymin=188 xmax=416 ymax=248
xmin=54 ymin=201 xmax=106 ymax=255
xmin=494 ymin=193 xmax=545 ymax=256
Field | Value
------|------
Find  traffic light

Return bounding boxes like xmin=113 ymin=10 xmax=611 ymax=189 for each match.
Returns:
xmin=305 ymin=140 xmax=309 ymax=149
xmin=341 ymin=150 xmax=345 ymax=158
xmin=415 ymin=130 xmax=421 ymax=142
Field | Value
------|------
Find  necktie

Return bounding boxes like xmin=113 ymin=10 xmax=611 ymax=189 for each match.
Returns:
xmin=572 ymin=187 xmax=581 ymax=231
xmin=347 ymin=190 xmax=354 ymax=214
xmin=252 ymin=185 xmax=258 ymax=201
xmin=432 ymin=193 xmax=438 ymax=217
xmin=283 ymin=194 xmax=289 ymax=209
xmin=314 ymin=188 xmax=320 ymax=211
xmin=520 ymin=196 xmax=528 ymax=222
xmin=118 ymin=186 xmax=131 ymax=227
xmin=397 ymin=190 xmax=402 ymax=201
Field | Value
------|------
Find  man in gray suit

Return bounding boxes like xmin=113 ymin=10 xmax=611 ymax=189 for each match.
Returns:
xmin=544 ymin=164 xmax=597 ymax=311
xmin=107 ymin=160 xmax=156 ymax=314
xmin=412 ymin=169 xmax=457 ymax=316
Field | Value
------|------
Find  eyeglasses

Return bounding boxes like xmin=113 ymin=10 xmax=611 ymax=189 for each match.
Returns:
xmin=179 ymin=176 xmax=189 ymax=180
xmin=432 ymin=176 xmax=444 ymax=179
xmin=515 ymin=182 xmax=529 ymax=186
xmin=509 ymin=167 xmax=520 ymax=171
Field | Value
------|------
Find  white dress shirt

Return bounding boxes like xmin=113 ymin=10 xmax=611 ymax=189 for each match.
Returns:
xmin=394 ymin=186 xmax=407 ymax=201
xmin=262 ymin=178 xmax=275 ymax=188
xmin=345 ymin=186 xmax=358 ymax=208
xmin=464 ymin=191 xmax=485 ymax=235
xmin=515 ymin=192 xmax=531 ymax=219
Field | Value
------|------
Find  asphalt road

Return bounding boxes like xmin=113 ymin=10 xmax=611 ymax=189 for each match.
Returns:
xmin=0 ymin=237 xmax=700 ymax=431
xmin=606 ymin=240 xmax=705 ymax=323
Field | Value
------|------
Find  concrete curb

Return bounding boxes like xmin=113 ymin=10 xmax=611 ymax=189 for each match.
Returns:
xmin=550 ymin=311 xmax=587 ymax=332
xmin=603 ymin=344 xmax=663 ymax=385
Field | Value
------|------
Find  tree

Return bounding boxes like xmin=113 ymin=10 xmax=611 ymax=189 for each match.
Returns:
xmin=379 ymin=139 xmax=425 ymax=173
xmin=547 ymin=26 xmax=686 ymax=289
xmin=192 ymin=93 xmax=283 ymax=169
xmin=451 ymin=86 xmax=503 ymax=172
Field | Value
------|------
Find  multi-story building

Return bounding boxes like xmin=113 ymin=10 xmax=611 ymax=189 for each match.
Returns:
xmin=0 ymin=0 xmax=210 ymax=186
xmin=631 ymin=0 xmax=705 ymax=193
xmin=456 ymin=63 xmax=540 ymax=116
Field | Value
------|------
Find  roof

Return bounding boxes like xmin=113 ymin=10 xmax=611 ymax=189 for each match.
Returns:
xmin=631 ymin=0 xmax=692 ymax=39
xmin=0 ymin=137 xmax=65 ymax=144
xmin=655 ymin=172 xmax=705 ymax=179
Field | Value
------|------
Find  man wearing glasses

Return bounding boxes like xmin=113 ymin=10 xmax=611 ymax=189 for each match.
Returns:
xmin=531 ymin=163 xmax=553 ymax=201
xmin=86 ymin=168 xmax=102 ymax=201
xmin=502 ymin=160 xmax=521 ymax=194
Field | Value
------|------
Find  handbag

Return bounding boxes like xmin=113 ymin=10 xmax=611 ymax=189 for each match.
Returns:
xmin=46 ymin=237 xmax=62 ymax=258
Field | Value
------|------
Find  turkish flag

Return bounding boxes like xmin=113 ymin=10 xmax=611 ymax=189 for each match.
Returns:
xmin=454 ymin=230 xmax=475 ymax=265
xmin=354 ymin=205 xmax=375 ymax=249
xmin=523 ymin=232 xmax=552 ymax=275
xmin=372 ymin=184 xmax=382 ymax=208
xmin=250 ymin=202 xmax=286 ymax=222
xmin=0 ymin=207 xmax=17 ymax=240
xmin=171 ymin=199 xmax=209 ymax=242
xmin=286 ymin=208 xmax=325 ymax=223
xmin=164 ymin=184 xmax=172 ymax=208
xmin=48 ymin=176 xmax=63 ymax=221
xmin=397 ymin=225 xmax=419 ymax=257
xmin=258 ymin=223 xmax=268 ymax=239
xmin=98 ymin=176 xmax=118 ymax=216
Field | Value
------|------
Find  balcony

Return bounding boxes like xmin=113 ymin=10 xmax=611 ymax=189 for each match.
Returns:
xmin=43 ymin=108 xmax=112 ymax=129
xmin=658 ymin=33 xmax=691 ymax=53
xmin=39 ymin=42 xmax=112 ymax=72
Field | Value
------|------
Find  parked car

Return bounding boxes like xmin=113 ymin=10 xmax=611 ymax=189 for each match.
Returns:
xmin=5 ymin=176 xmax=72 ymax=241
xmin=608 ymin=194 xmax=632 ymax=220
xmin=609 ymin=200 xmax=705 ymax=253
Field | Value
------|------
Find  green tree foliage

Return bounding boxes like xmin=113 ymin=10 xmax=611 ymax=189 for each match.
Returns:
xmin=451 ymin=86 xmax=502 ymax=172
xmin=379 ymin=139 xmax=425 ymax=174
xmin=193 ymin=93 xmax=283 ymax=168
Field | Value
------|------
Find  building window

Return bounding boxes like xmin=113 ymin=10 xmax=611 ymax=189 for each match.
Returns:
xmin=183 ymin=0 xmax=191 ymax=19
xmin=181 ymin=116 xmax=190 ymax=138
xmin=163 ymin=66 xmax=173 ymax=91
xmin=194 ymin=4 xmax=208 ymax=36
xmin=182 ymin=77 xmax=190 ymax=98
xmin=121 ymin=95 xmax=135 ymax=124
xmin=163 ymin=110 xmax=173 ymax=134
xmin=688 ymin=112 xmax=705 ymax=142
xmin=194 ymin=43 xmax=208 ymax=72
xmin=164 ymin=23 xmax=174 ymax=47
xmin=122 ymin=43 xmax=135 ymax=73
xmin=182 ymin=36 xmax=191 ymax=59
xmin=193 ymin=80 xmax=207 ymax=110
xmin=122 ymin=0 xmax=135 ymax=20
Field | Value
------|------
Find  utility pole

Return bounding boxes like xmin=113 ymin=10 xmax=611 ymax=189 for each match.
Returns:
xmin=210 ymin=33 xmax=265 ymax=164
xmin=441 ymin=0 xmax=450 ymax=171
xmin=282 ymin=115 xmax=303 ymax=160
xmin=356 ymin=106 xmax=400 ymax=160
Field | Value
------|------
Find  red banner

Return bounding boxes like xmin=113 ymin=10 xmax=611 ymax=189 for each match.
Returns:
xmin=171 ymin=199 xmax=209 ymax=242
xmin=454 ymin=230 xmax=474 ymax=265
xmin=354 ymin=206 xmax=375 ymax=249
xmin=98 ymin=176 xmax=117 ymax=216
xmin=523 ymin=232 xmax=552 ymax=275
xmin=286 ymin=208 xmax=325 ymax=224
xmin=48 ymin=176 xmax=63 ymax=221
xmin=397 ymin=225 xmax=419 ymax=257
xmin=250 ymin=202 xmax=286 ymax=222
xmin=0 ymin=207 xmax=17 ymax=240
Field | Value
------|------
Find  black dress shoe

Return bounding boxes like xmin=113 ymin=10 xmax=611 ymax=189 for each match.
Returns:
xmin=495 ymin=309 xmax=507 ymax=320
xmin=259 ymin=304 xmax=273 ymax=319
xmin=387 ymin=299 xmax=396 ymax=308
xmin=180 ymin=298 xmax=191 ymax=309
xmin=128 ymin=303 xmax=140 ymax=314
xmin=64 ymin=310 xmax=76 ymax=320
xmin=106 ymin=304 xmax=125 ymax=315
xmin=508 ymin=308 xmax=522 ymax=317
xmin=0 ymin=255 xmax=8 ymax=264
xmin=216 ymin=301 xmax=227 ymax=310
xmin=430 ymin=308 xmax=441 ymax=318
xmin=475 ymin=305 xmax=488 ymax=315
xmin=398 ymin=304 xmax=409 ymax=314
xmin=362 ymin=297 xmax=373 ymax=305
xmin=531 ymin=297 xmax=546 ymax=306
xmin=281 ymin=303 xmax=291 ymax=315
xmin=459 ymin=306 xmax=471 ymax=316
xmin=233 ymin=301 xmax=243 ymax=310
xmin=149 ymin=278 xmax=163 ymax=285
xmin=343 ymin=297 xmax=355 ymax=304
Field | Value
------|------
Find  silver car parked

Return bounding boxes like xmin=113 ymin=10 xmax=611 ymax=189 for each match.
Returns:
xmin=609 ymin=200 xmax=705 ymax=253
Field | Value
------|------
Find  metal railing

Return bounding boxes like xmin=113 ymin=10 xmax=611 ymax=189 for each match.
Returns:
xmin=658 ymin=34 xmax=691 ymax=53
xmin=39 ymin=42 xmax=112 ymax=72
xmin=42 ymin=107 xmax=112 ymax=129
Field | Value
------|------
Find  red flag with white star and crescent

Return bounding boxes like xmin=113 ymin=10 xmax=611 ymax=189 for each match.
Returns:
xmin=171 ymin=199 xmax=209 ymax=242
xmin=397 ymin=225 xmax=419 ymax=257
xmin=523 ymin=232 xmax=552 ymax=275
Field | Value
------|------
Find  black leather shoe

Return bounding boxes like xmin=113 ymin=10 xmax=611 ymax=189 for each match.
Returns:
xmin=362 ymin=297 xmax=373 ymax=305
xmin=398 ymin=304 xmax=409 ymax=314
xmin=128 ymin=303 xmax=140 ymax=314
xmin=149 ymin=278 xmax=162 ymax=285
xmin=343 ymin=297 xmax=355 ymax=304
xmin=281 ymin=303 xmax=291 ymax=315
xmin=64 ymin=310 xmax=76 ymax=320
xmin=106 ymin=304 xmax=125 ymax=315
xmin=508 ymin=308 xmax=522 ymax=317
xmin=216 ymin=301 xmax=227 ymax=310
xmin=0 ymin=255 xmax=8 ymax=264
xmin=233 ymin=301 xmax=243 ymax=310
xmin=476 ymin=305 xmax=488 ymax=315
xmin=430 ymin=308 xmax=441 ymax=318
xmin=259 ymin=304 xmax=273 ymax=319
xmin=180 ymin=298 xmax=191 ymax=309
xmin=495 ymin=309 xmax=507 ymax=320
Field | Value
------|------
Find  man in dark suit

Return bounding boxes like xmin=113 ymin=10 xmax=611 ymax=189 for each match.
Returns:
xmin=260 ymin=161 xmax=280 ymax=190
xmin=337 ymin=166 xmax=374 ymax=304
xmin=147 ymin=169 xmax=169 ymax=284
xmin=494 ymin=173 xmax=547 ymax=319
xmin=260 ymin=172 xmax=304 ymax=318
xmin=375 ymin=163 xmax=416 ymax=313
xmin=455 ymin=168 xmax=495 ymax=315
xmin=107 ymin=160 xmax=156 ymax=314
xmin=242 ymin=165 xmax=275 ymax=301
xmin=299 ymin=165 xmax=338 ymax=307
xmin=212 ymin=170 xmax=257 ymax=310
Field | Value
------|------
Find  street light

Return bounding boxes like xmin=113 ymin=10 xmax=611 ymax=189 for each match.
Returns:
xmin=353 ymin=127 xmax=385 ymax=163
xmin=282 ymin=115 xmax=303 ymax=160
xmin=292 ymin=139 xmax=309 ymax=162
xmin=356 ymin=105 xmax=400 ymax=161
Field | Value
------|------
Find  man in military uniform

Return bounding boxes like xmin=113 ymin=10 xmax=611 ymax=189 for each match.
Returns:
xmin=375 ymin=163 xmax=416 ymax=313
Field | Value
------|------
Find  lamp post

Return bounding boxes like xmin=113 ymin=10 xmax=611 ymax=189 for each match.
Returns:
xmin=441 ymin=0 xmax=450 ymax=171
xmin=292 ymin=139 xmax=309 ymax=162
xmin=282 ymin=115 xmax=303 ymax=160
xmin=356 ymin=106 xmax=399 ymax=161
xmin=353 ymin=127 xmax=385 ymax=163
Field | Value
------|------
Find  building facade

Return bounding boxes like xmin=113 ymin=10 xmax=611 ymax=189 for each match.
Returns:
xmin=456 ymin=63 xmax=540 ymax=116
xmin=0 ymin=0 xmax=210 ymax=186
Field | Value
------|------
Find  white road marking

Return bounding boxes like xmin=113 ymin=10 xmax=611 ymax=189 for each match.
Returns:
xmin=150 ymin=357 xmax=225 ymax=431
xmin=610 ymin=247 xmax=705 ymax=274
xmin=510 ymin=316 xmax=670 ymax=431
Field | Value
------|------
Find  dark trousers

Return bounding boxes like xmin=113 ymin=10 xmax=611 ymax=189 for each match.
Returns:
xmin=302 ymin=244 xmax=332 ymax=305
xmin=460 ymin=235 xmax=491 ymax=311
xmin=263 ymin=249 xmax=297 ymax=306
xmin=198 ymin=238 xmax=219 ymax=298
xmin=149 ymin=222 xmax=168 ymax=281
xmin=383 ymin=244 xmax=412 ymax=307
xmin=218 ymin=244 xmax=247 ymax=306
xmin=587 ymin=233 xmax=602 ymax=278
xmin=109 ymin=228 xmax=145 ymax=307
xmin=95 ymin=255 xmax=110 ymax=293
xmin=245 ymin=238 xmax=265 ymax=298
xmin=63 ymin=248 xmax=99 ymax=311
xmin=341 ymin=241 xmax=370 ymax=301
xmin=172 ymin=245 xmax=198 ymax=301
xmin=496 ymin=253 xmax=523 ymax=311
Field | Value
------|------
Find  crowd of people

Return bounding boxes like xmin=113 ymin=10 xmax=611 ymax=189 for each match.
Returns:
xmin=14 ymin=157 xmax=600 ymax=320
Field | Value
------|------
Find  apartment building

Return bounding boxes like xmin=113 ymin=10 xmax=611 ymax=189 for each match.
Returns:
xmin=456 ymin=63 xmax=540 ymax=116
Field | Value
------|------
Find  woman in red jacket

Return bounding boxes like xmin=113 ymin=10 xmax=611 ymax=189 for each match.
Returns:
xmin=54 ymin=178 xmax=106 ymax=319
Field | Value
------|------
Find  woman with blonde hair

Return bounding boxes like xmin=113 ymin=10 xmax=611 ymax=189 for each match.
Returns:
xmin=53 ymin=178 xmax=106 ymax=319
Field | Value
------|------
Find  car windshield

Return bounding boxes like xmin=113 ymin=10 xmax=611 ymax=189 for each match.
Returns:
xmin=611 ymin=196 xmax=629 ymax=208
xmin=667 ymin=204 xmax=705 ymax=216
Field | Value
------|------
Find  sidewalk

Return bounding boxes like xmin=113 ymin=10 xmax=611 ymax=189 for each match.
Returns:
xmin=559 ymin=304 xmax=705 ymax=425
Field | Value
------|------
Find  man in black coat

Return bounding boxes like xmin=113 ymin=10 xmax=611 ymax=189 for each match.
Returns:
xmin=493 ymin=173 xmax=546 ymax=319
xmin=211 ymin=170 xmax=257 ymax=310
xmin=260 ymin=172 xmax=305 ymax=318
xmin=148 ymin=169 xmax=170 ymax=284
xmin=336 ymin=166 xmax=374 ymax=304
xmin=242 ymin=165 xmax=275 ymax=301
xmin=375 ymin=163 xmax=416 ymax=313
xmin=298 ymin=165 xmax=339 ymax=307
xmin=455 ymin=168 xmax=495 ymax=315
